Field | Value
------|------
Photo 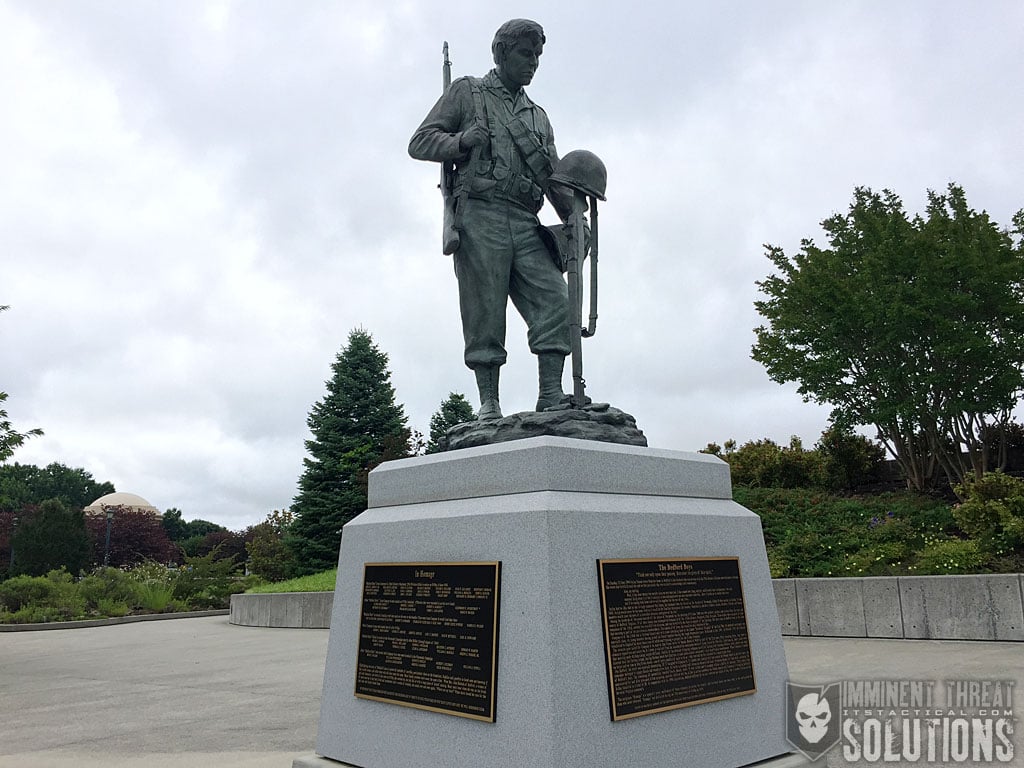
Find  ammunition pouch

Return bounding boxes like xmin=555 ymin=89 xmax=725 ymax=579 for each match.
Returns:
xmin=460 ymin=170 xmax=543 ymax=214
xmin=538 ymin=222 xmax=590 ymax=272
xmin=505 ymin=115 xmax=554 ymax=185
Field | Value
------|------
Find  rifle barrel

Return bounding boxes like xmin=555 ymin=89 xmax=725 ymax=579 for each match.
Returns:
xmin=442 ymin=41 xmax=451 ymax=91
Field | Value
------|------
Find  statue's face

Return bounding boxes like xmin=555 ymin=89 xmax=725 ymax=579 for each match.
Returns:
xmin=498 ymin=36 xmax=543 ymax=89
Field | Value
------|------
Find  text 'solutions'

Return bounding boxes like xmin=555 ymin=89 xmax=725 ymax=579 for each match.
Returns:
xmin=354 ymin=562 xmax=501 ymax=722
xmin=597 ymin=557 xmax=756 ymax=721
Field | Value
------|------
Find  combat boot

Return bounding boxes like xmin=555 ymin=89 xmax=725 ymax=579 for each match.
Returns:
xmin=535 ymin=352 xmax=567 ymax=411
xmin=475 ymin=365 xmax=502 ymax=420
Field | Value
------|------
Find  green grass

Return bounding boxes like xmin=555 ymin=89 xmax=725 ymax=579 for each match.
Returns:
xmin=246 ymin=569 xmax=337 ymax=593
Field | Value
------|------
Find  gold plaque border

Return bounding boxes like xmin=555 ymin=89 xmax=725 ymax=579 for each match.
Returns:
xmin=597 ymin=556 xmax=757 ymax=721
xmin=353 ymin=560 xmax=502 ymax=723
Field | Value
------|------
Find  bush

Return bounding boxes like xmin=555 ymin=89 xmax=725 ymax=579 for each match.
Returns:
xmin=0 ymin=570 xmax=85 ymax=621
xmin=738 ymin=487 xmax=962 ymax=577
xmin=124 ymin=560 xmax=177 ymax=611
xmin=173 ymin=547 xmax=252 ymax=609
xmin=0 ymin=560 xmax=239 ymax=624
xmin=133 ymin=581 xmax=174 ymax=612
xmin=125 ymin=560 xmax=177 ymax=586
xmin=96 ymin=598 xmax=131 ymax=617
xmin=79 ymin=567 xmax=137 ymax=610
xmin=5 ymin=604 xmax=66 ymax=624
xmin=953 ymin=472 xmax=1024 ymax=556
xmin=726 ymin=437 xmax=825 ymax=489
xmin=0 ymin=573 xmax=57 ymax=611
xmin=912 ymin=539 xmax=986 ymax=575
xmin=816 ymin=424 xmax=887 ymax=491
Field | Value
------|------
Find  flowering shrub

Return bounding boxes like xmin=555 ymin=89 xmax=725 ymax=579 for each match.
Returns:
xmin=737 ymin=487 xmax=981 ymax=577
xmin=0 ymin=556 xmax=255 ymax=623
xmin=912 ymin=539 xmax=986 ymax=575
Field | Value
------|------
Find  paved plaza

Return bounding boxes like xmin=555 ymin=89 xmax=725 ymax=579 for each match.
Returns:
xmin=0 ymin=616 xmax=1020 ymax=767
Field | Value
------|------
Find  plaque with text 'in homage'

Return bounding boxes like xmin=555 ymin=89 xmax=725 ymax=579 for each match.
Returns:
xmin=597 ymin=557 xmax=756 ymax=721
xmin=354 ymin=561 xmax=501 ymax=722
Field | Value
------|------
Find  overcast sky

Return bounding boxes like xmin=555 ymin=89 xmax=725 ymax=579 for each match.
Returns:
xmin=2 ymin=1 xmax=1022 ymax=530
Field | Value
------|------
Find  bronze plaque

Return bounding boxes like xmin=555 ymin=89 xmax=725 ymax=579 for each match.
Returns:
xmin=597 ymin=557 xmax=755 ymax=721
xmin=354 ymin=561 xmax=501 ymax=722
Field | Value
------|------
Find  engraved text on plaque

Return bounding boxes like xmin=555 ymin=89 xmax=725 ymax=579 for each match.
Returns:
xmin=355 ymin=561 xmax=501 ymax=722
xmin=597 ymin=557 xmax=755 ymax=720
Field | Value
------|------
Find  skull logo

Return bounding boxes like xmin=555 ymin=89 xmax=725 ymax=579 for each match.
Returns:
xmin=795 ymin=692 xmax=832 ymax=743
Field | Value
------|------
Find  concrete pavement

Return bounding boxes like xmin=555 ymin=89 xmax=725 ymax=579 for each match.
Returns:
xmin=1 ymin=616 xmax=1021 ymax=767
xmin=0 ymin=616 xmax=328 ymax=768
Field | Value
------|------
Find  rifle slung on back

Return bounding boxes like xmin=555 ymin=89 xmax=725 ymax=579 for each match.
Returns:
xmin=440 ymin=42 xmax=460 ymax=255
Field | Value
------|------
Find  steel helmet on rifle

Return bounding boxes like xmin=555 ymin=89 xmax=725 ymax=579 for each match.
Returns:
xmin=548 ymin=149 xmax=607 ymax=201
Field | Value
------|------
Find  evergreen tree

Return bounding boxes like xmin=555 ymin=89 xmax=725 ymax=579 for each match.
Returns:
xmin=426 ymin=393 xmax=476 ymax=453
xmin=288 ymin=329 xmax=412 ymax=574
xmin=11 ymin=499 xmax=91 ymax=576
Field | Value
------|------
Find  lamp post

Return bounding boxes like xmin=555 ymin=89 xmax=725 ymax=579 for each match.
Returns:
xmin=103 ymin=507 xmax=114 ymax=567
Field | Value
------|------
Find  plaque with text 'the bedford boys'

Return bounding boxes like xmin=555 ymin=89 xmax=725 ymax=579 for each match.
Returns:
xmin=597 ymin=557 xmax=756 ymax=721
xmin=354 ymin=562 xmax=501 ymax=722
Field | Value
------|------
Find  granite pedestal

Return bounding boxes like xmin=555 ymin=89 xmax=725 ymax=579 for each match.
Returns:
xmin=299 ymin=437 xmax=791 ymax=768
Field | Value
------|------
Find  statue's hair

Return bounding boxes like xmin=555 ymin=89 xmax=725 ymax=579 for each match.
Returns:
xmin=491 ymin=19 xmax=545 ymax=64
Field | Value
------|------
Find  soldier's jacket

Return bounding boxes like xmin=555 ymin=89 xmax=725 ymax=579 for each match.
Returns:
xmin=409 ymin=69 xmax=559 ymax=214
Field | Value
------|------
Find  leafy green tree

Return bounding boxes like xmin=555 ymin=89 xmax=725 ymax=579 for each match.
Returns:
xmin=10 ymin=499 xmax=91 ymax=576
xmin=0 ymin=463 xmax=114 ymax=512
xmin=159 ymin=510 xmax=225 ymax=545
xmin=981 ymin=420 xmax=1024 ymax=473
xmin=0 ymin=393 xmax=43 ymax=464
xmin=701 ymin=439 xmax=737 ymax=458
xmin=160 ymin=508 xmax=189 ymax=541
xmin=183 ymin=518 xmax=226 ymax=539
xmin=246 ymin=509 xmax=296 ymax=581
xmin=288 ymin=329 xmax=412 ymax=574
xmin=83 ymin=506 xmax=177 ymax=568
xmin=426 ymin=392 xmax=475 ymax=453
xmin=0 ymin=508 xmax=16 ymax=575
xmin=753 ymin=184 xmax=1024 ymax=492
xmin=166 ymin=516 xmax=227 ymax=554
xmin=177 ymin=535 xmax=206 ymax=558
xmin=188 ymin=530 xmax=249 ymax=570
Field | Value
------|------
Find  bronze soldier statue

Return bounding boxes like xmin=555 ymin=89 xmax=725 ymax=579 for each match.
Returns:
xmin=409 ymin=19 xmax=575 ymax=420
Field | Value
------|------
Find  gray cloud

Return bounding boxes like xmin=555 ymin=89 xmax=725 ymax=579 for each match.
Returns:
xmin=2 ymin=0 xmax=1022 ymax=528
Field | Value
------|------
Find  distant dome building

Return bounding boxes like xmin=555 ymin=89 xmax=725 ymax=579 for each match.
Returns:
xmin=84 ymin=492 xmax=160 ymax=517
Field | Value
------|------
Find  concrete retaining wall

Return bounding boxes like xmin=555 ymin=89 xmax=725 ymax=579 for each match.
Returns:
xmin=231 ymin=574 xmax=1024 ymax=641
xmin=229 ymin=591 xmax=333 ymax=628
xmin=0 ymin=609 xmax=228 ymax=632
xmin=774 ymin=574 xmax=1024 ymax=641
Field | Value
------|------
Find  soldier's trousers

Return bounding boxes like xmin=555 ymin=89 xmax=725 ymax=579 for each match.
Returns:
xmin=454 ymin=197 xmax=570 ymax=369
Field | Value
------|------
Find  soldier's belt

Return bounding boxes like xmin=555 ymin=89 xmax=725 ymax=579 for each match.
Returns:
xmin=464 ymin=171 xmax=542 ymax=213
